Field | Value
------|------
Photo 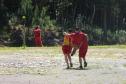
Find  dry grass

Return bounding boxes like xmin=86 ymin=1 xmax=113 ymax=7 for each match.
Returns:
xmin=0 ymin=46 xmax=126 ymax=84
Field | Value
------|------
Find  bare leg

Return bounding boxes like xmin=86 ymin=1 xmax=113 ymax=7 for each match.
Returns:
xmin=83 ymin=57 xmax=87 ymax=67
xmin=71 ymin=46 xmax=78 ymax=56
xmin=64 ymin=54 xmax=69 ymax=69
xmin=71 ymin=48 xmax=77 ymax=56
xmin=68 ymin=54 xmax=73 ymax=67
xmin=79 ymin=57 xmax=83 ymax=69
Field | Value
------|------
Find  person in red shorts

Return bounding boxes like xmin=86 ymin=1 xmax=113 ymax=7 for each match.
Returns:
xmin=33 ymin=25 xmax=43 ymax=47
xmin=62 ymin=29 xmax=73 ymax=69
xmin=71 ymin=28 xmax=88 ymax=69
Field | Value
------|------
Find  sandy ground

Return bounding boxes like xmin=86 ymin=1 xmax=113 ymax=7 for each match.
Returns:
xmin=0 ymin=47 xmax=126 ymax=84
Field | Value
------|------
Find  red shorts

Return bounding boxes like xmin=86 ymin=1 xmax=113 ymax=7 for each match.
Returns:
xmin=79 ymin=44 xmax=88 ymax=58
xmin=62 ymin=45 xmax=72 ymax=54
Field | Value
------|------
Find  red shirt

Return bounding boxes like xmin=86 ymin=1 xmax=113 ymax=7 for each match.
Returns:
xmin=33 ymin=28 xmax=41 ymax=38
xmin=71 ymin=32 xmax=88 ymax=47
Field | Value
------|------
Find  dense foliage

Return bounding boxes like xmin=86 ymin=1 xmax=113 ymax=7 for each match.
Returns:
xmin=0 ymin=0 xmax=126 ymax=45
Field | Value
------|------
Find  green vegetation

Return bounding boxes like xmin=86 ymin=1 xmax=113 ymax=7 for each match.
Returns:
xmin=0 ymin=45 xmax=126 ymax=52
xmin=0 ymin=0 xmax=126 ymax=45
xmin=90 ymin=45 xmax=126 ymax=49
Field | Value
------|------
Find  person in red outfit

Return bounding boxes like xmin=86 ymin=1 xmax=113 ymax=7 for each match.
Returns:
xmin=62 ymin=29 xmax=73 ymax=69
xmin=71 ymin=28 xmax=88 ymax=69
xmin=33 ymin=25 xmax=43 ymax=47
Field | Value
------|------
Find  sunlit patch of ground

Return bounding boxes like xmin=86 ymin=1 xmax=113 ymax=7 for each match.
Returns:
xmin=0 ymin=46 xmax=126 ymax=84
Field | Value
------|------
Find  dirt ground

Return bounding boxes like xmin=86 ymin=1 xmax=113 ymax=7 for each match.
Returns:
xmin=0 ymin=47 xmax=126 ymax=84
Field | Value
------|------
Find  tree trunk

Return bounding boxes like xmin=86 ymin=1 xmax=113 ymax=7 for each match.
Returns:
xmin=0 ymin=0 xmax=4 ymax=7
xmin=103 ymin=8 xmax=107 ymax=30
xmin=90 ymin=4 xmax=96 ymax=25
xmin=103 ymin=7 xmax=107 ymax=44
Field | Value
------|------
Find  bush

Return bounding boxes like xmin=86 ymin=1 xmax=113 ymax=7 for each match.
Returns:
xmin=83 ymin=25 xmax=103 ymax=45
xmin=104 ymin=30 xmax=126 ymax=44
xmin=115 ymin=30 xmax=126 ymax=44
xmin=83 ymin=25 xmax=126 ymax=45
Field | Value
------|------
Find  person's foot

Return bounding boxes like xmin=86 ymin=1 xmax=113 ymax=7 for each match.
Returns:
xmin=66 ymin=66 xmax=70 ymax=69
xmin=84 ymin=62 xmax=87 ymax=67
xmin=70 ymin=63 xmax=73 ymax=67
xmin=79 ymin=65 xmax=83 ymax=69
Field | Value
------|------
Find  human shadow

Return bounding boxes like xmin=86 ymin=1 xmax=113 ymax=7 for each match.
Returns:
xmin=64 ymin=67 xmax=89 ymax=70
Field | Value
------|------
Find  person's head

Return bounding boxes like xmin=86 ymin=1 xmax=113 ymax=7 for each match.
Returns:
xmin=81 ymin=29 xmax=85 ymax=33
xmin=13 ymin=27 xmax=16 ymax=31
xmin=35 ymin=25 xmax=39 ymax=29
xmin=47 ymin=28 xmax=51 ymax=31
xmin=68 ymin=29 xmax=73 ymax=33
xmin=35 ymin=27 xmax=38 ymax=29
xmin=74 ymin=27 xmax=80 ymax=33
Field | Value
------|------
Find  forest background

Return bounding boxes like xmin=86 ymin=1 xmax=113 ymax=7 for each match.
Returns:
xmin=0 ymin=0 xmax=126 ymax=45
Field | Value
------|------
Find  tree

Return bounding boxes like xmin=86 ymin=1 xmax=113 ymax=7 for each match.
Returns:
xmin=19 ymin=0 xmax=33 ymax=26
xmin=0 ymin=0 xmax=8 ymax=33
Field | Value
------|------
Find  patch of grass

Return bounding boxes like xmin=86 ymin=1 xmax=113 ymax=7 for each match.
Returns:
xmin=123 ymin=64 xmax=126 ymax=67
xmin=0 ymin=47 xmax=61 ymax=53
xmin=0 ymin=45 xmax=126 ymax=50
xmin=90 ymin=45 xmax=126 ymax=49
xmin=122 ymin=80 xmax=126 ymax=84
xmin=0 ymin=67 xmax=51 ymax=75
